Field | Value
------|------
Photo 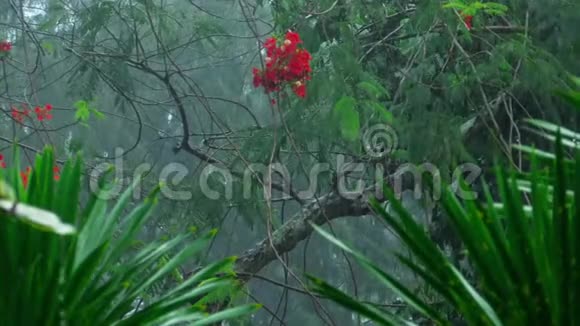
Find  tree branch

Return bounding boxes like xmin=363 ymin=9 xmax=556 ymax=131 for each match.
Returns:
xmin=234 ymin=191 xmax=370 ymax=281
xmin=229 ymin=95 xmax=500 ymax=281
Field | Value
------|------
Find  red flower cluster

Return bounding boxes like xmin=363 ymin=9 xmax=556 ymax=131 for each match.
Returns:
xmin=11 ymin=103 xmax=54 ymax=123
xmin=0 ymin=154 xmax=6 ymax=169
xmin=0 ymin=40 xmax=11 ymax=53
xmin=12 ymin=106 xmax=30 ymax=123
xmin=20 ymin=166 xmax=32 ymax=188
xmin=35 ymin=104 xmax=53 ymax=121
xmin=252 ymin=31 xmax=312 ymax=99
xmin=17 ymin=165 xmax=60 ymax=188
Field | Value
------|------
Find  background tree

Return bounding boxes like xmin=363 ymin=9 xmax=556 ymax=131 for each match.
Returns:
xmin=1 ymin=0 xmax=579 ymax=324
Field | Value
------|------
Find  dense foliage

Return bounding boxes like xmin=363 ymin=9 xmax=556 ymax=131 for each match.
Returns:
xmin=0 ymin=148 xmax=258 ymax=325
xmin=310 ymin=83 xmax=580 ymax=325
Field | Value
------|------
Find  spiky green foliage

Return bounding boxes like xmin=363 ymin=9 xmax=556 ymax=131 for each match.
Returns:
xmin=0 ymin=148 xmax=259 ymax=325
xmin=308 ymin=87 xmax=580 ymax=324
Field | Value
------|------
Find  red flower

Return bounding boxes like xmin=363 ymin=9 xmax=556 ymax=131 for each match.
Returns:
xmin=460 ymin=12 xmax=474 ymax=30
xmin=11 ymin=106 xmax=30 ymax=123
xmin=285 ymin=31 xmax=301 ymax=46
xmin=0 ymin=40 xmax=12 ymax=53
xmin=281 ymin=31 xmax=301 ymax=54
xmin=20 ymin=166 xmax=32 ymax=188
xmin=53 ymin=165 xmax=61 ymax=181
xmin=264 ymin=37 xmax=278 ymax=58
xmin=252 ymin=68 xmax=263 ymax=87
xmin=11 ymin=103 xmax=55 ymax=124
xmin=287 ymin=50 xmax=311 ymax=79
xmin=292 ymin=81 xmax=307 ymax=98
xmin=464 ymin=16 xmax=473 ymax=30
xmin=21 ymin=174 xmax=29 ymax=187
xmin=252 ymin=31 xmax=312 ymax=100
xmin=35 ymin=104 xmax=53 ymax=121
xmin=0 ymin=161 xmax=6 ymax=169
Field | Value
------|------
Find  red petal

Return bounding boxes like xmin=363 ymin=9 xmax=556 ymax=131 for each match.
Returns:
xmin=285 ymin=31 xmax=301 ymax=44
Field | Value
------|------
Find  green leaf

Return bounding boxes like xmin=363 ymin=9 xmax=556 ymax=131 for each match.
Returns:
xmin=308 ymin=275 xmax=405 ymax=325
xmin=357 ymin=81 xmax=382 ymax=99
xmin=556 ymin=89 xmax=580 ymax=109
xmin=0 ymin=180 xmax=16 ymax=201
xmin=91 ymin=108 xmax=106 ymax=119
xmin=74 ymin=100 xmax=91 ymax=122
xmin=442 ymin=3 xmax=468 ymax=11
xmin=189 ymin=304 xmax=262 ymax=326
xmin=41 ymin=41 xmax=55 ymax=54
xmin=363 ymin=100 xmax=393 ymax=123
xmin=311 ymin=222 xmax=447 ymax=323
xmin=571 ymin=75 xmax=580 ymax=88
xmin=482 ymin=2 xmax=509 ymax=15
xmin=333 ymin=96 xmax=360 ymax=141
